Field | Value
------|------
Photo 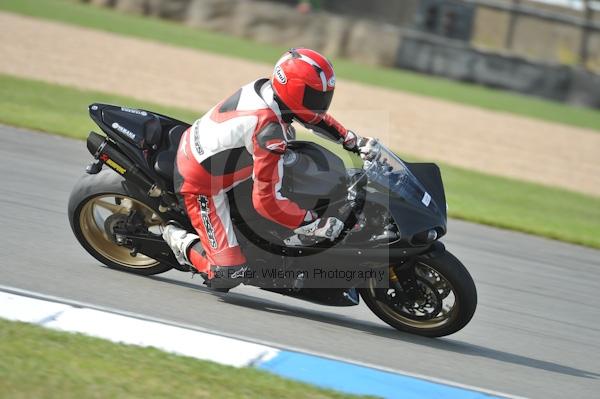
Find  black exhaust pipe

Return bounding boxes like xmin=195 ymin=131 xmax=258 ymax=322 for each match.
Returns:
xmin=86 ymin=131 xmax=162 ymax=198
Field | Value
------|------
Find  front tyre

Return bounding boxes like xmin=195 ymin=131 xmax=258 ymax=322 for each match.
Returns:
xmin=359 ymin=250 xmax=477 ymax=337
xmin=68 ymin=170 xmax=172 ymax=276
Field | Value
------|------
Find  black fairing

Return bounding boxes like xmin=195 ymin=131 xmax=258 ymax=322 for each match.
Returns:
xmin=281 ymin=141 xmax=347 ymax=213
xmin=278 ymin=142 xmax=448 ymax=249
xmin=368 ymin=162 xmax=447 ymax=246
xmin=230 ymin=140 xmax=447 ymax=255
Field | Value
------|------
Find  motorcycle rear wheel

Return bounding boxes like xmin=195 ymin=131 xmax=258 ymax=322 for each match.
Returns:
xmin=68 ymin=169 xmax=172 ymax=276
xmin=359 ymin=249 xmax=477 ymax=337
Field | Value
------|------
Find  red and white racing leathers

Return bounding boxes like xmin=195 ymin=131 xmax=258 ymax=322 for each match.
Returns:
xmin=174 ymin=78 xmax=350 ymax=276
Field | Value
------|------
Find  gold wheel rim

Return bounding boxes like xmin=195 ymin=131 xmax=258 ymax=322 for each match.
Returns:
xmin=79 ymin=195 xmax=163 ymax=268
xmin=369 ymin=262 xmax=458 ymax=330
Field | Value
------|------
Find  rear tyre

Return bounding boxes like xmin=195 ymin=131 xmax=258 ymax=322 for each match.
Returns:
xmin=68 ymin=169 xmax=172 ymax=276
xmin=359 ymin=250 xmax=477 ymax=337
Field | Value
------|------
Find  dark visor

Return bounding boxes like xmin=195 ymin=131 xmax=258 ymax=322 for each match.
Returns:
xmin=303 ymin=86 xmax=334 ymax=113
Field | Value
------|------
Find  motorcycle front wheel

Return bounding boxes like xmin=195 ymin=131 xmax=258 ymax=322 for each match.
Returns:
xmin=359 ymin=249 xmax=477 ymax=337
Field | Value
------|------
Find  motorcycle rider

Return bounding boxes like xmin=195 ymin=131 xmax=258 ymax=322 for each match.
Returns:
xmin=162 ymin=48 xmax=377 ymax=289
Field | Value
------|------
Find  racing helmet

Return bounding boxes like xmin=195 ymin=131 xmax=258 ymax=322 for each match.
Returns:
xmin=271 ymin=48 xmax=336 ymax=124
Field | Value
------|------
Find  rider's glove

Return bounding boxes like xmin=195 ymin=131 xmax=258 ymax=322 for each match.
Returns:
xmin=357 ymin=136 xmax=380 ymax=161
xmin=343 ymin=132 xmax=379 ymax=161
xmin=342 ymin=130 xmax=359 ymax=152
xmin=294 ymin=217 xmax=344 ymax=241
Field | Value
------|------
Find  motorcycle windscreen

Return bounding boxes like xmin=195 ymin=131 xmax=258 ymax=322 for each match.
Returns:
xmin=353 ymin=145 xmax=447 ymax=244
xmin=361 ymin=146 xmax=444 ymax=218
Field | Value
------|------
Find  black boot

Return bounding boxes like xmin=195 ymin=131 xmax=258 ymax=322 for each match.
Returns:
xmin=205 ymin=264 xmax=250 ymax=291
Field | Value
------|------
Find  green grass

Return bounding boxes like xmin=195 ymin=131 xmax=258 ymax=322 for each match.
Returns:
xmin=441 ymin=166 xmax=600 ymax=246
xmin=0 ymin=319 xmax=365 ymax=399
xmin=1 ymin=0 xmax=599 ymax=131
xmin=1 ymin=73 xmax=599 ymax=248
xmin=0 ymin=74 xmax=197 ymax=139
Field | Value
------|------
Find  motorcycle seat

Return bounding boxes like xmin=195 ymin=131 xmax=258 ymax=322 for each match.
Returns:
xmin=154 ymin=125 xmax=187 ymax=184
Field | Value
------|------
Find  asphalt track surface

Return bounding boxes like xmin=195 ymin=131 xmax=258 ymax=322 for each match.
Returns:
xmin=1 ymin=125 xmax=599 ymax=398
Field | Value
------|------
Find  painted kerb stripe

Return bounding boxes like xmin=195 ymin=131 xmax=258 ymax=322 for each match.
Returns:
xmin=0 ymin=287 xmax=518 ymax=399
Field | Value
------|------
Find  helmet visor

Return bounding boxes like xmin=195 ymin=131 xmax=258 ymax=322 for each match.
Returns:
xmin=303 ymin=86 xmax=334 ymax=114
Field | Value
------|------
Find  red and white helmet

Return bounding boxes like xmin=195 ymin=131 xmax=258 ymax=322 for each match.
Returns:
xmin=271 ymin=48 xmax=336 ymax=124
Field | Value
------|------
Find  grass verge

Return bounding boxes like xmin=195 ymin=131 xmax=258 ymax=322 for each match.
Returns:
xmin=1 ymin=73 xmax=599 ymax=248
xmin=0 ymin=318 xmax=363 ymax=399
xmin=1 ymin=0 xmax=599 ymax=131
xmin=0 ymin=74 xmax=197 ymax=139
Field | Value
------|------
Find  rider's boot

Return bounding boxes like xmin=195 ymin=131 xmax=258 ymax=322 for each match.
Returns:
xmin=162 ymin=221 xmax=199 ymax=267
xmin=205 ymin=264 xmax=250 ymax=291
xmin=163 ymin=222 xmax=248 ymax=292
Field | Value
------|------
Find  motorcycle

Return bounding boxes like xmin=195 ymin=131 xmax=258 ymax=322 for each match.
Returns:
xmin=68 ymin=103 xmax=477 ymax=337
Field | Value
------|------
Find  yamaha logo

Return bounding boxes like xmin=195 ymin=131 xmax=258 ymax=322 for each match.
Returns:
xmin=275 ymin=66 xmax=287 ymax=84
xmin=121 ymin=107 xmax=148 ymax=116
xmin=111 ymin=122 xmax=136 ymax=140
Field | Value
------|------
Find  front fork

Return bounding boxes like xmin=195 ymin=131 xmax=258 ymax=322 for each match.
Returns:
xmin=388 ymin=258 xmax=419 ymax=302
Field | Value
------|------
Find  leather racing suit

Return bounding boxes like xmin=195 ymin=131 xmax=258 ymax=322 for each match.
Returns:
xmin=174 ymin=78 xmax=351 ymax=277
